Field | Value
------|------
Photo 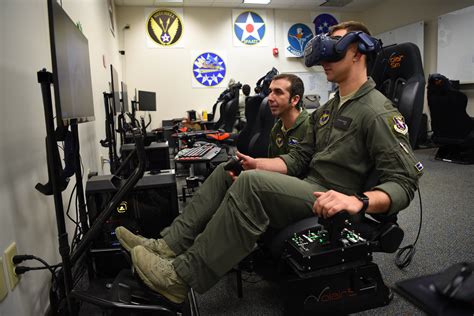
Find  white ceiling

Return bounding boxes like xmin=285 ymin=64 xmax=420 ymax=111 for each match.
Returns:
xmin=114 ymin=0 xmax=382 ymax=11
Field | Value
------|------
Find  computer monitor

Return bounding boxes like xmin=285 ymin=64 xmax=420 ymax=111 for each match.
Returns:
xmin=121 ymin=81 xmax=129 ymax=113
xmin=138 ymin=90 xmax=156 ymax=111
xmin=110 ymin=65 xmax=120 ymax=114
xmin=48 ymin=0 xmax=94 ymax=124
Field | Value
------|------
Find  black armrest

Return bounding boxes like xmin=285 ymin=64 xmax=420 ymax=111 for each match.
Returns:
xmin=354 ymin=215 xmax=404 ymax=253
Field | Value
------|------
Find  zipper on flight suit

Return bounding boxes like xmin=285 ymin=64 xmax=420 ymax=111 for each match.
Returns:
xmin=324 ymin=96 xmax=353 ymax=148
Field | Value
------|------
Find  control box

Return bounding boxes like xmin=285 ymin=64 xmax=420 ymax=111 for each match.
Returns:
xmin=286 ymin=224 xmax=371 ymax=273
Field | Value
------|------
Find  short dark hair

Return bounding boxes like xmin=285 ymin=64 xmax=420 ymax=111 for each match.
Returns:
xmin=329 ymin=21 xmax=371 ymax=36
xmin=271 ymin=73 xmax=304 ymax=109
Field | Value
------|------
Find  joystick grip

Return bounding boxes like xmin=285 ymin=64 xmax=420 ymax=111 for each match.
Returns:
xmin=223 ymin=156 xmax=243 ymax=176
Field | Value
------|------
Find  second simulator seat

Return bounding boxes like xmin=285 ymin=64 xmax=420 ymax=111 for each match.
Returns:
xmin=235 ymin=95 xmax=274 ymax=158
xmin=235 ymin=67 xmax=279 ymax=157
xmin=427 ymin=73 xmax=474 ymax=164
xmin=237 ymin=42 xmax=426 ymax=315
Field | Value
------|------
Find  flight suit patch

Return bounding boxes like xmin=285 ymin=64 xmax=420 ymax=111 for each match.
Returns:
xmin=276 ymin=134 xmax=284 ymax=147
xmin=319 ymin=110 xmax=330 ymax=127
xmin=334 ymin=116 xmax=352 ymax=130
xmin=392 ymin=115 xmax=408 ymax=135
xmin=289 ymin=137 xmax=298 ymax=145
xmin=415 ymin=161 xmax=424 ymax=172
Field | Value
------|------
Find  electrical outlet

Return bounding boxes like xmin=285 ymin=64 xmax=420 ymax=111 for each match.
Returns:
xmin=0 ymin=258 xmax=8 ymax=301
xmin=4 ymin=242 xmax=19 ymax=290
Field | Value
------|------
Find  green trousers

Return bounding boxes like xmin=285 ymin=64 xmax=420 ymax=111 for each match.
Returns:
xmin=161 ymin=163 xmax=326 ymax=293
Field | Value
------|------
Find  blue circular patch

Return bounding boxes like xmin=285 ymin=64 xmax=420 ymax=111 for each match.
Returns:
xmin=287 ymin=23 xmax=314 ymax=57
xmin=313 ymin=13 xmax=338 ymax=35
xmin=193 ymin=52 xmax=226 ymax=87
xmin=234 ymin=11 xmax=266 ymax=45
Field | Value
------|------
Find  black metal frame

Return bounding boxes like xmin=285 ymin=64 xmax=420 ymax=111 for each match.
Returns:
xmin=37 ymin=68 xmax=160 ymax=315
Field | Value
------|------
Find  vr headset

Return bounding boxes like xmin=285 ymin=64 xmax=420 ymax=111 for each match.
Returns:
xmin=304 ymin=31 xmax=382 ymax=67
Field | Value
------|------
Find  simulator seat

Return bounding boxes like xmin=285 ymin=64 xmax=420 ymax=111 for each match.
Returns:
xmin=235 ymin=95 xmax=275 ymax=158
xmin=205 ymin=83 xmax=242 ymax=145
xmin=370 ymin=42 xmax=425 ymax=146
xmin=235 ymin=68 xmax=278 ymax=157
xmin=235 ymin=42 xmax=425 ymax=315
xmin=427 ymin=73 xmax=474 ymax=164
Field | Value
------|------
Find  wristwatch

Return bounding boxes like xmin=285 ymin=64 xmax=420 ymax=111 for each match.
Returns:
xmin=354 ymin=193 xmax=369 ymax=214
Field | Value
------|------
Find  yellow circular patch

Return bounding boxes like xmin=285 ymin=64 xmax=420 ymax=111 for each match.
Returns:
xmin=319 ymin=110 xmax=330 ymax=126
xmin=147 ymin=9 xmax=183 ymax=46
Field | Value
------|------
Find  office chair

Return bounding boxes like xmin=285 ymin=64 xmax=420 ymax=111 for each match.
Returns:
xmin=427 ymin=73 xmax=474 ymax=164
xmin=235 ymin=42 xmax=426 ymax=315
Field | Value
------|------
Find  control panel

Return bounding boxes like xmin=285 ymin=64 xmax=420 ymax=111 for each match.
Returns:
xmin=286 ymin=218 xmax=372 ymax=273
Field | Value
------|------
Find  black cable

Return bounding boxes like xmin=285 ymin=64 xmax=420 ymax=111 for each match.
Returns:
xmin=395 ymin=186 xmax=423 ymax=269
xmin=65 ymin=183 xmax=78 ymax=225
xmin=16 ymin=264 xmax=62 ymax=274
xmin=13 ymin=255 xmax=61 ymax=283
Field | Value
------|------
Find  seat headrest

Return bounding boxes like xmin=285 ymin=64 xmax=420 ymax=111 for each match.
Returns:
xmin=255 ymin=67 xmax=279 ymax=97
xmin=371 ymin=42 xmax=424 ymax=82
xmin=428 ymin=73 xmax=453 ymax=93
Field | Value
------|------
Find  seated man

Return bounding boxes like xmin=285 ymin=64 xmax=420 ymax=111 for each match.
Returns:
xmin=267 ymin=75 xmax=309 ymax=158
xmin=117 ymin=21 xmax=423 ymax=304
xmin=116 ymin=73 xmax=310 ymax=303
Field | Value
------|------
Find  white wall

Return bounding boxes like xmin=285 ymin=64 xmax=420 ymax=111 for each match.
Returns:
xmin=358 ymin=0 xmax=474 ymax=117
xmin=116 ymin=6 xmax=354 ymax=125
xmin=0 ymin=0 xmax=120 ymax=315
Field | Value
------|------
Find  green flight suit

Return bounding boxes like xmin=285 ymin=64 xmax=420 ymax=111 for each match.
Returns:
xmin=268 ymin=109 xmax=310 ymax=158
xmin=163 ymin=78 xmax=422 ymax=293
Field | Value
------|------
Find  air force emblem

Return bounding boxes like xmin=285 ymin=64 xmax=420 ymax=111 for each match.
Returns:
xmin=147 ymin=9 xmax=183 ymax=46
xmin=234 ymin=11 xmax=266 ymax=45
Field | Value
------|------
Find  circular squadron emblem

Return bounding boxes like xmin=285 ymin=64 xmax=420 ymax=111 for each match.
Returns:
xmin=147 ymin=9 xmax=183 ymax=46
xmin=193 ymin=52 xmax=226 ymax=87
xmin=313 ymin=13 xmax=338 ymax=35
xmin=287 ymin=23 xmax=314 ymax=57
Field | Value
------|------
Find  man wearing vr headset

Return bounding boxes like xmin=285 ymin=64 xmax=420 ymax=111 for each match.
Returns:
xmin=115 ymin=21 xmax=422 ymax=303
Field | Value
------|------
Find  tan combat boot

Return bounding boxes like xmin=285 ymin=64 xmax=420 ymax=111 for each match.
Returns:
xmin=115 ymin=226 xmax=176 ymax=258
xmin=131 ymin=245 xmax=188 ymax=304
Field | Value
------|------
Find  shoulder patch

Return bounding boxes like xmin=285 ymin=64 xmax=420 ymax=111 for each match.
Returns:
xmin=392 ymin=115 xmax=408 ymax=135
